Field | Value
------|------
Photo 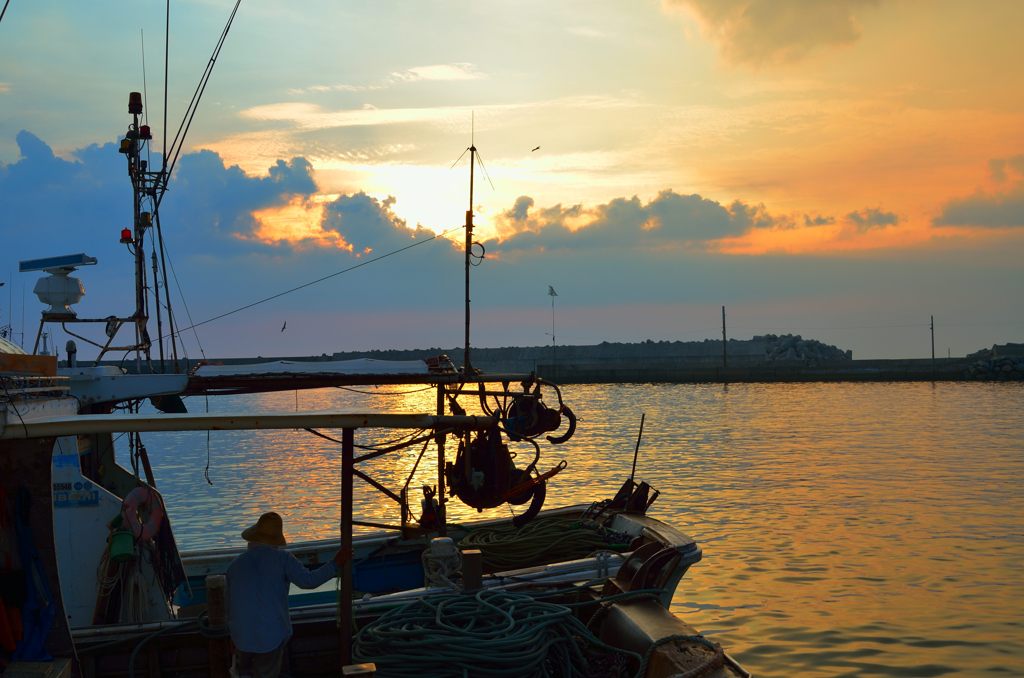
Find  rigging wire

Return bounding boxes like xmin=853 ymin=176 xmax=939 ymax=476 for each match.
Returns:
xmin=158 ymin=0 xmax=242 ymax=205
xmin=474 ymin=149 xmax=496 ymax=191
xmin=162 ymin=0 xmax=169 ymax=178
xmin=153 ymin=208 xmax=181 ymax=367
xmin=0 ymin=0 xmax=11 ymax=26
xmin=157 ymin=224 xmax=462 ymax=342
xmin=162 ymin=243 xmax=207 ymax=360
xmin=334 ymin=384 xmax=436 ymax=396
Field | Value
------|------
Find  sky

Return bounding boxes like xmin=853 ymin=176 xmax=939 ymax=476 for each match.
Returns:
xmin=1 ymin=0 xmax=1022 ymax=361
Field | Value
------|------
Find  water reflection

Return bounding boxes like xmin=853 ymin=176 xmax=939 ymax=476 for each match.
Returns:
xmin=122 ymin=381 xmax=1023 ymax=677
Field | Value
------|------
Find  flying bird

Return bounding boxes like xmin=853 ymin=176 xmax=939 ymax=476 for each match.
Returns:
xmin=531 ymin=146 xmax=540 ymax=152
xmin=281 ymin=321 xmax=287 ymax=332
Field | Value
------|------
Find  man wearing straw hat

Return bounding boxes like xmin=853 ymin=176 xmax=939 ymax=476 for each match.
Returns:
xmin=227 ymin=512 xmax=346 ymax=678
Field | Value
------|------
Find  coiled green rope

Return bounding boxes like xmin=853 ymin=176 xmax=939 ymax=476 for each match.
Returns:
xmin=458 ymin=515 xmax=621 ymax=571
xmin=352 ymin=588 xmax=639 ymax=677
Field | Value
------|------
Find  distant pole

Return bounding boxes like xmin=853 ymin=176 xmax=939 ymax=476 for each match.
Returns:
xmin=930 ymin=315 xmax=935 ymax=360
xmin=721 ymin=306 xmax=728 ymax=369
xmin=930 ymin=315 xmax=935 ymax=379
xmin=548 ymin=285 xmax=558 ymax=374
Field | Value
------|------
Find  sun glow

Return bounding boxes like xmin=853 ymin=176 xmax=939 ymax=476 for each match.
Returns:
xmin=250 ymin=197 xmax=348 ymax=249
xmin=715 ymin=215 xmax=941 ymax=256
xmin=314 ymin=160 xmax=501 ymax=240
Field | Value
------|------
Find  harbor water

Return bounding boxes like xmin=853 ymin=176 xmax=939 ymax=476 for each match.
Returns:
xmin=138 ymin=381 xmax=1024 ymax=677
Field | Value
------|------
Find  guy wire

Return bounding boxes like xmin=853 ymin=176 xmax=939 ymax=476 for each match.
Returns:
xmin=157 ymin=224 xmax=462 ymax=342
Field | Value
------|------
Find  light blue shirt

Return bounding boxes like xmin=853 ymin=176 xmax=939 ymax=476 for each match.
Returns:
xmin=226 ymin=543 xmax=338 ymax=653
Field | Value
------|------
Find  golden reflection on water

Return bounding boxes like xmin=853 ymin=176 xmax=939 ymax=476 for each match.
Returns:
xmin=137 ymin=382 xmax=1024 ymax=677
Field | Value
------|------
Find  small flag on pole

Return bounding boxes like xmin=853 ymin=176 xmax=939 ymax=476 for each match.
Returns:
xmin=548 ymin=285 xmax=558 ymax=297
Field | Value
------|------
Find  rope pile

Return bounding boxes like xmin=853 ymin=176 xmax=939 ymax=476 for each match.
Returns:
xmin=352 ymin=588 xmax=637 ymax=677
xmin=95 ymin=545 xmax=150 ymax=623
xmin=458 ymin=515 xmax=621 ymax=572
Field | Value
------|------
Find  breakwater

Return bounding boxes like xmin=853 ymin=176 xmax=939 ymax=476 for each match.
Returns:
xmin=321 ymin=336 xmax=1022 ymax=383
xmin=111 ymin=337 xmax=1024 ymax=383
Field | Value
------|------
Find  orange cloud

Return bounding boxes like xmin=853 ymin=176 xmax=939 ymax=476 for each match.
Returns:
xmin=250 ymin=197 xmax=350 ymax=250
xmin=714 ymin=219 xmax=924 ymax=255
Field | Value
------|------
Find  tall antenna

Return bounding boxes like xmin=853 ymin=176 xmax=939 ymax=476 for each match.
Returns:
xmin=450 ymin=113 xmax=492 ymax=373
xmin=464 ymin=113 xmax=476 ymax=372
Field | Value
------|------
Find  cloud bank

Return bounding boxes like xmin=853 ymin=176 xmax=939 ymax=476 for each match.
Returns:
xmin=491 ymin=190 xmax=783 ymax=255
xmin=2 ymin=132 xmax=1020 ymax=359
xmin=935 ymin=155 xmax=1024 ymax=228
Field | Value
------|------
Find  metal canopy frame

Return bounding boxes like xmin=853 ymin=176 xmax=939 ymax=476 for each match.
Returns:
xmin=0 ymin=411 xmax=493 ymax=439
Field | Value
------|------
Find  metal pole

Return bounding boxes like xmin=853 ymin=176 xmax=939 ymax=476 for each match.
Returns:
xmin=551 ymin=293 xmax=556 ymax=375
xmin=629 ymin=413 xmax=646 ymax=482
xmin=930 ymin=315 xmax=935 ymax=379
xmin=151 ymin=250 xmax=166 ymax=371
xmin=340 ymin=427 xmax=354 ymax=667
xmin=930 ymin=315 xmax=935 ymax=360
xmin=721 ymin=306 xmax=727 ymax=369
xmin=435 ymin=385 xmax=447 ymax=536
xmin=131 ymin=108 xmax=148 ymax=373
xmin=31 ymin=318 xmax=44 ymax=355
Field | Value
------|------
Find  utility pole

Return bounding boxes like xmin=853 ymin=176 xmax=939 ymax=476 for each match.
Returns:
xmin=930 ymin=315 xmax=935 ymax=379
xmin=930 ymin=315 xmax=935 ymax=359
xmin=548 ymin=285 xmax=558 ymax=375
xmin=722 ymin=305 xmax=728 ymax=369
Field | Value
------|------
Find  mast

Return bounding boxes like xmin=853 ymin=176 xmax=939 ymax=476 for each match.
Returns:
xmin=125 ymin=92 xmax=154 ymax=371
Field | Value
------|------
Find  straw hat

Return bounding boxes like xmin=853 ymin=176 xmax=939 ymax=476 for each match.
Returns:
xmin=241 ymin=512 xmax=286 ymax=546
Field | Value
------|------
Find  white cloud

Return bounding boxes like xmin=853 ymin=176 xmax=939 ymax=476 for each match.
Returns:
xmin=391 ymin=63 xmax=484 ymax=82
xmin=239 ymin=95 xmax=643 ymax=131
xmin=285 ymin=63 xmax=484 ymax=96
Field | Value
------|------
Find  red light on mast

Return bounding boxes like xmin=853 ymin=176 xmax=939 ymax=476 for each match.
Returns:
xmin=120 ymin=228 xmax=133 ymax=243
xmin=128 ymin=92 xmax=143 ymax=115
xmin=139 ymin=125 xmax=152 ymax=140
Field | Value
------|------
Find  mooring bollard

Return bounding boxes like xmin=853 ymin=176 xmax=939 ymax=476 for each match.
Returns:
xmin=462 ymin=549 xmax=482 ymax=591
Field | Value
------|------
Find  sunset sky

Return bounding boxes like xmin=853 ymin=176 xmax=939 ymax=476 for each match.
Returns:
xmin=1 ymin=0 xmax=1022 ymax=360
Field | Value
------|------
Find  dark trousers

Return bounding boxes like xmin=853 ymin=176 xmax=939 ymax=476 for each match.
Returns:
xmin=230 ymin=640 xmax=286 ymax=678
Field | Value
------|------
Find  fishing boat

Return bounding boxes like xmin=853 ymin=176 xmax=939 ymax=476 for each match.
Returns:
xmin=0 ymin=88 xmax=749 ymax=677
xmin=1 ymin=361 xmax=748 ymax=677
